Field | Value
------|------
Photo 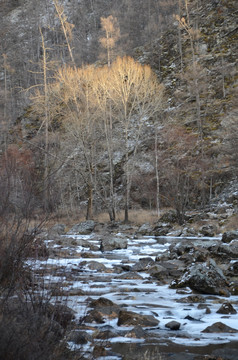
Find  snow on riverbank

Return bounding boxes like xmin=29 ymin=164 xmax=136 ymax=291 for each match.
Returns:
xmin=29 ymin=233 xmax=238 ymax=354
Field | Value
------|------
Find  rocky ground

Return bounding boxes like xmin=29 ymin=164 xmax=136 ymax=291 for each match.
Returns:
xmin=28 ymin=210 xmax=238 ymax=360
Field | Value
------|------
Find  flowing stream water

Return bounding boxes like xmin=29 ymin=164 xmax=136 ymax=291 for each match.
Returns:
xmin=31 ymin=234 xmax=238 ymax=359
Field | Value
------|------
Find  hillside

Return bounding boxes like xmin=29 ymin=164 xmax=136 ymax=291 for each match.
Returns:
xmin=132 ymin=0 xmax=238 ymax=218
xmin=0 ymin=0 xmax=237 ymax=223
xmin=136 ymin=0 xmax=238 ymax=133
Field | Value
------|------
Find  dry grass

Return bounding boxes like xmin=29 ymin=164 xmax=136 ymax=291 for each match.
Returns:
xmin=223 ymin=213 xmax=238 ymax=231
xmin=45 ymin=208 xmax=178 ymax=228
xmin=34 ymin=210 xmax=85 ymax=230
xmin=41 ymin=207 xmax=238 ymax=231
xmin=115 ymin=209 xmax=159 ymax=225
xmin=185 ymin=213 xmax=238 ymax=234
xmin=47 ymin=208 xmax=161 ymax=227
xmin=87 ymin=209 xmax=162 ymax=225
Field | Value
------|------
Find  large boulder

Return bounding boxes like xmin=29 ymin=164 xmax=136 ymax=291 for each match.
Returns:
xmin=80 ymin=260 xmax=109 ymax=272
xmin=53 ymin=236 xmax=84 ymax=247
xmin=171 ymin=259 xmax=229 ymax=296
xmin=202 ymin=322 xmax=238 ymax=333
xmin=94 ymin=328 xmax=119 ymax=340
xmin=117 ymin=310 xmax=159 ymax=327
xmin=84 ymin=310 xmax=105 ymax=324
xmin=67 ymin=220 xmax=95 ymax=235
xmin=85 ymin=297 xmax=121 ymax=323
xmin=200 ymin=224 xmax=217 ymax=237
xmin=165 ymin=321 xmax=181 ymax=330
xmin=137 ymin=223 xmax=153 ymax=236
xmin=222 ymin=230 xmax=238 ymax=243
xmin=131 ymin=257 xmax=155 ymax=272
xmin=48 ymin=224 xmax=66 ymax=237
xmin=152 ymin=222 xmax=172 ymax=236
xmin=219 ymin=240 xmax=238 ymax=258
xmin=216 ymin=302 xmax=237 ymax=314
xmin=100 ymin=237 xmax=128 ymax=251
xmin=89 ymin=297 xmax=116 ymax=308
xmin=159 ymin=210 xmax=178 ymax=223
xmin=148 ymin=264 xmax=168 ymax=279
xmin=170 ymin=238 xmax=212 ymax=263
xmin=180 ymin=227 xmax=197 ymax=237
xmin=125 ymin=326 xmax=146 ymax=339
xmin=158 ymin=260 xmax=186 ymax=278
xmin=169 ymin=241 xmax=194 ymax=257
xmin=116 ymin=272 xmax=144 ymax=280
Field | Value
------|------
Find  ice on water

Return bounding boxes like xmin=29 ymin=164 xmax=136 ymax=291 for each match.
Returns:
xmin=29 ymin=233 xmax=238 ymax=347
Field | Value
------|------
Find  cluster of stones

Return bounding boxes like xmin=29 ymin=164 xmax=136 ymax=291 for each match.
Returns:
xmin=34 ymin=220 xmax=238 ymax=359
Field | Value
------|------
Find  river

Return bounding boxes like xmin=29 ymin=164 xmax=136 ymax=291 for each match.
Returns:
xmin=30 ymin=233 xmax=238 ymax=359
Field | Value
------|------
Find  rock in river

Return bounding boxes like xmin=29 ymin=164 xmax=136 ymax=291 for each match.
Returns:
xmin=137 ymin=223 xmax=153 ymax=235
xmin=117 ymin=310 xmax=159 ymax=327
xmin=81 ymin=260 xmax=108 ymax=272
xmin=125 ymin=326 xmax=146 ymax=339
xmin=132 ymin=257 xmax=155 ymax=272
xmin=171 ymin=259 xmax=230 ymax=296
xmin=202 ymin=322 xmax=238 ymax=333
xmin=165 ymin=321 xmax=181 ymax=330
xmin=222 ymin=230 xmax=238 ymax=243
xmin=100 ymin=236 xmax=128 ymax=251
xmin=148 ymin=264 xmax=168 ymax=279
xmin=216 ymin=302 xmax=237 ymax=314
xmin=219 ymin=240 xmax=238 ymax=258
xmin=200 ymin=224 xmax=217 ymax=237
xmin=85 ymin=297 xmax=121 ymax=323
xmin=67 ymin=220 xmax=95 ymax=235
xmin=89 ymin=297 xmax=117 ymax=308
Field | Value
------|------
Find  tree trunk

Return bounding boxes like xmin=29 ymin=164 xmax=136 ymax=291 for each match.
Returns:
xmin=124 ymin=122 xmax=130 ymax=223
xmin=178 ymin=0 xmax=183 ymax=71
xmin=40 ymin=28 xmax=50 ymax=213
xmin=155 ymin=130 xmax=160 ymax=217
xmin=124 ymin=162 xmax=130 ymax=223
xmin=86 ymin=184 xmax=93 ymax=220
xmin=124 ymin=204 xmax=129 ymax=223
xmin=109 ymin=207 xmax=116 ymax=222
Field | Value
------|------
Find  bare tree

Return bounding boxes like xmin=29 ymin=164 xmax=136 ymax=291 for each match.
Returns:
xmin=1 ymin=54 xmax=15 ymax=151
xmin=154 ymin=127 xmax=160 ymax=217
xmin=40 ymin=28 xmax=50 ymax=212
xmin=175 ymin=2 xmax=203 ymax=134
xmin=109 ymin=56 xmax=164 ymax=222
xmin=97 ymin=17 xmax=120 ymax=219
xmin=53 ymin=0 xmax=76 ymax=66
xmin=29 ymin=28 xmax=58 ymax=212
xmin=92 ymin=67 xmax=117 ymax=220
xmin=159 ymin=124 xmax=201 ymax=224
xmin=100 ymin=15 xmax=120 ymax=67
xmin=38 ymin=57 xmax=163 ymax=221
xmin=52 ymin=65 xmax=101 ymax=219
